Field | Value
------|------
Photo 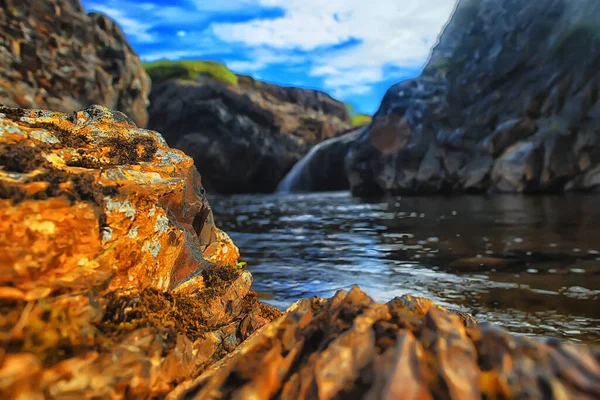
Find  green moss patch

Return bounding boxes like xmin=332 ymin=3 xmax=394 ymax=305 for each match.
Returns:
xmin=351 ymin=114 xmax=372 ymax=128
xmin=143 ymin=60 xmax=239 ymax=86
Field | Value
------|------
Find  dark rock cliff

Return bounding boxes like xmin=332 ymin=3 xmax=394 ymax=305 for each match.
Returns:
xmin=345 ymin=0 xmax=600 ymax=196
xmin=0 ymin=0 xmax=150 ymax=127
xmin=147 ymin=75 xmax=352 ymax=194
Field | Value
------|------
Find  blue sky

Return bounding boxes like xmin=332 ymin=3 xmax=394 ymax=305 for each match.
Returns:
xmin=81 ymin=0 xmax=456 ymax=114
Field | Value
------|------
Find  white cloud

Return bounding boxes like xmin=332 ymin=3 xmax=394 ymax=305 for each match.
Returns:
xmin=176 ymin=30 xmax=187 ymax=37
xmin=224 ymin=47 xmax=305 ymax=72
xmin=211 ymin=0 xmax=456 ymax=95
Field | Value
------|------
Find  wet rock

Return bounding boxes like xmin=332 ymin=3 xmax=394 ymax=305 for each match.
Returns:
xmin=0 ymin=0 xmax=150 ymax=127
xmin=147 ymin=75 xmax=352 ymax=194
xmin=170 ymin=287 xmax=600 ymax=400
xmin=0 ymin=105 xmax=280 ymax=399
xmin=343 ymin=0 xmax=600 ymax=195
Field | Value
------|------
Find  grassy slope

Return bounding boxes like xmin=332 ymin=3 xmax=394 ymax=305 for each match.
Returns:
xmin=143 ymin=60 xmax=239 ymax=86
xmin=145 ymin=61 xmax=371 ymax=127
xmin=345 ymin=102 xmax=372 ymax=128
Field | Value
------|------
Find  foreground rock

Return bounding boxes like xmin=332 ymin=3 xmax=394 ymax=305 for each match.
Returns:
xmin=0 ymin=105 xmax=279 ymax=398
xmin=1 ymin=105 xmax=599 ymax=399
xmin=147 ymin=74 xmax=352 ymax=194
xmin=341 ymin=0 xmax=600 ymax=195
xmin=172 ymin=288 xmax=599 ymax=400
xmin=0 ymin=0 xmax=150 ymax=127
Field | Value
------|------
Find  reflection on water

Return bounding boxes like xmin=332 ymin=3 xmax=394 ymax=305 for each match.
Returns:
xmin=210 ymin=192 xmax=600 ymax=343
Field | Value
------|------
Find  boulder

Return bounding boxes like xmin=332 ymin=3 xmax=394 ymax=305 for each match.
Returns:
xmin=0 ymin=0 xmax=150 ymax=127
xmin=343 ymin=0 xmax=600 ymax=195
xmin=147 ymin=75 xmax=351 ymax=194
xmin=0 ymin=104 xmax=280 ymax=398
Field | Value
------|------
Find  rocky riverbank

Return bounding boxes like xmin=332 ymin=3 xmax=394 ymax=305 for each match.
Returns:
xmin=1 ymin=105 xmax=598 ymax=399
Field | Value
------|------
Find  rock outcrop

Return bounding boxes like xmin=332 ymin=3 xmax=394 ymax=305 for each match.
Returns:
xmin=344 ymin=0 xmax=600 ymax=196
xmin=1 ymin=105 xmax=599 ymax=399
xmin=0 ymin=105 xmax=279 ymax=398
xmin=0 ymin=0 xmax=150 ymax=127
xmin=171 ymin=287 xmax=600 ymax=400
xmin=147 ymin=74 xmax=352 ymax=194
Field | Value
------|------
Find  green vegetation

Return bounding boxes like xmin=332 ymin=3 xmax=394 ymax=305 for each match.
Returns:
xmin=143 ymin=59 xmax=239 ymax=86
xmin=344 ymin=103 xmax=372 ymax=128
xmin=425 ymin=57 xmax=451 ymax=72
xmin=351 ymin=114 xmax=372 ymax=128
xmin=235 ymin=261 xmax=247 ymax=269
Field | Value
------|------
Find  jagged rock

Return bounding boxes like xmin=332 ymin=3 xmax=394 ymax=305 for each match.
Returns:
xmin=147 ymin=75 xmax=352 ymax=194
xmin=0 ymin=0 xmax=150 ymax=127
xmin=169 ymin=287 xmax=599 ymax=400
xmin=343 ymin=0 xmax=600 ymax=196
xmin=0 ymin=105 xmax=281 ymax=398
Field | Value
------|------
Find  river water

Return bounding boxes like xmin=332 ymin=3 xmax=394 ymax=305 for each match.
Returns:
xmin=210 ymin=192 xmax=600 ymax=343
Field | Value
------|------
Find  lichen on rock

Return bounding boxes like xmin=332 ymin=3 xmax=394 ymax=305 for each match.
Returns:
xmin=0 ymin=104 xmax=279 ymax=398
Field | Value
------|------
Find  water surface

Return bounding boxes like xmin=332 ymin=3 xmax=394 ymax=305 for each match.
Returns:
xmin=210 ymin=192 xmax=600 ymax=343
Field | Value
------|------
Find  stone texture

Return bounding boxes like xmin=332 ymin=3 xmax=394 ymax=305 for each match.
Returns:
xmin=343 ymin=0 xmax=600 ymax=196
xmin=169 ymin=287 xmax=600 ymax=400
xmin=147 ymin=75 xmax=352 ymax=194
xmin=1 ymin=105 xmax=599 ymax=399
xmin=0 ymin=0 xmax=150 ymax=127
xmin=0 ymin=105 xmax=280 ymax=399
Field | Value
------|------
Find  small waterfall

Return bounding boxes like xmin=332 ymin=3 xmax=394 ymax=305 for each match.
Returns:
xmin=276 ymin=140 xmax=331 ymax=193
xmin=276 ymin=129 xmax=362 ymax=193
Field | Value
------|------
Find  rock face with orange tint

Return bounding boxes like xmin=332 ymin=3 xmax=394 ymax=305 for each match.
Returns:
xmin=0 ymin=0 xmax=150 ymax=127
xmin=0 ymin=104 xmax=280 ymax=398
xmin=171 ymin=287 xmax=600 ymax=400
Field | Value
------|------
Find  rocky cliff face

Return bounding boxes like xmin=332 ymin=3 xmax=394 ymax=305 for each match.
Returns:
xmin=346 ymin=0 xmax=600 ymax=196
xmin=1 ymin=105 xmax=598 ymax=399
xmin=0 ymin=0 xmax=150 ymax=127
xmin=147 ymin=74 xmax=352 ymax=194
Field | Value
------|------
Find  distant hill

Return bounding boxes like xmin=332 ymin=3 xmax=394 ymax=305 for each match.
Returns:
xmin=145 ymin=59 xmax=354 ymax=194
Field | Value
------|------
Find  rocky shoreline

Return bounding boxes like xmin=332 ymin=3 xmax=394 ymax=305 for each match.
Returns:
xmin=0 ymin=105 xmax=598 ymax=399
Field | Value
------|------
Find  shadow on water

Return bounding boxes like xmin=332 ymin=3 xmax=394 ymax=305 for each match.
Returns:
xmin=210 ymin=192 xmax=600 ymax=343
